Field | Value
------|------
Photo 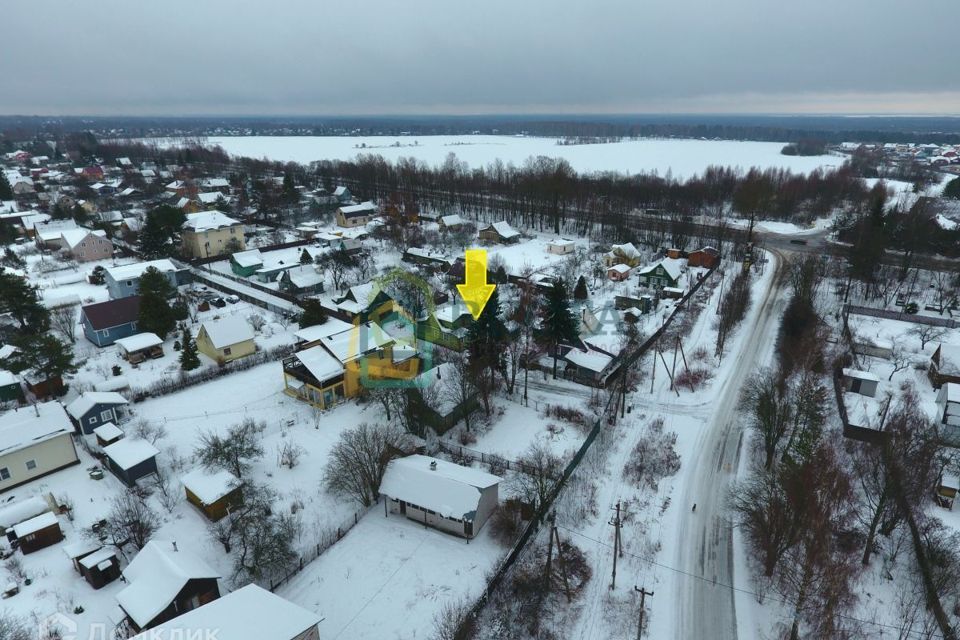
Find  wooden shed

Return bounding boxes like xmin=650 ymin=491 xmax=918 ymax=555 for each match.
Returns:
xmin=13 ymin=512 xmax=62 ymax=554
xmin=181 ymin=468 xmax=243 ymax=521
xmin=115 ymin=333 xmax=164 ymax=364
xmin=93 ymin=422 xmax=124 ymax=448
xmin=78 ymin=546 xmax=121 ymax=589
xmin=103 ymin=439 xmax=159 ymax=487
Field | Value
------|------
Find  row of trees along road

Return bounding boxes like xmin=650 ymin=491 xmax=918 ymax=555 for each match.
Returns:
xmin=734 ymin=256 xmax=960 ymax=639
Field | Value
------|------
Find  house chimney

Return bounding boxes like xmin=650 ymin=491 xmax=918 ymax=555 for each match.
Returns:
xmin=171 ymin=541 xmax=178 ymax=552
xmin=429 ymin=460 xmax=437 ymax=471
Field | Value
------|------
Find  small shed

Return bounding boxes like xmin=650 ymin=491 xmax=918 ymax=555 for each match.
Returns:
xmin=102 ymin=439 xmax=159 ymax=487
xmin=13 ymin=511 xmax=63 ymax=554
xmin=607 ymin=264 xmax=632 ymax=282
xmin=937 ymin=473 xmax=960 ymax=510
xmin=547 ymin=239 xmax=576 ymax=255
xmin=0 ymin=370 xmax=23 ymax=403
xmin=842 ymin=368 xmax=880 ymax=398
xmin=0 ymin=496 xmax=51 ymax=543
xmin=230 ymin=249 xmax=264 ymax=277
xmin=78 ymin=546 xmax=121 ymax=589
xmin=181 ymin=469 xmax=243 ymax=521
xmin=115 ymin=333 xmax=164 ymax=364
xmin=380 ymin=455 xmax=501 ymax=538
xmin=93 ymin=422 xmax=124 ymax=448
xmin=63 ymin=539 xmax=101 ymax=571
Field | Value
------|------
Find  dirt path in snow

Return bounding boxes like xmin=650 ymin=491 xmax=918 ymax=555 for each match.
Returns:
xmin=672 ymin=252 xmax=787 ymax=640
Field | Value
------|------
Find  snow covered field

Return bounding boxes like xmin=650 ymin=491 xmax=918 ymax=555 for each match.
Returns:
xmin=168 ymin=136 xmax=843 ymax=179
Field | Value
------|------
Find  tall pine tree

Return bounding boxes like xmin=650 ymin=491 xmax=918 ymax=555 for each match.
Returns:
xmin=0 ymin=173 xmax=12 ymax=201
xmin=179 ymin=325 xmax=201 ymax=371
xmin=137 ymin=267 xmax=176 ymax=339
xmin=466 ymin=287 xmax=508 ymax=415
xmin=539 ymin=279 xmax=580 ymax=379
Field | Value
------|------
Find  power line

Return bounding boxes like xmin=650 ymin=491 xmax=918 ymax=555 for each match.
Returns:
xmin=555 ymin=524 xmax=944 ymax=640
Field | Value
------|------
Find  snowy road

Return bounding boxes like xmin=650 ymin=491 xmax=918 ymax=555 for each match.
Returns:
xmin=673 ymin=252 xmax=787 ymax=640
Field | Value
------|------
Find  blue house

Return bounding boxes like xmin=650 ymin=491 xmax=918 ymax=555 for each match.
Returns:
xmin=81 ymin=296 xmax=141 ymax=347
xmin=102 ymin=439 xmax=159 ymax=487
xmin=65 ymin=391 xmax=130 ymax=435
xmin=104 ymin=260 xmax=180 ymax=300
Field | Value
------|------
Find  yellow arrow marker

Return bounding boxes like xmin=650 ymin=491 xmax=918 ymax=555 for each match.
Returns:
xmin=456 ymin=249 xmax=496 ymax=320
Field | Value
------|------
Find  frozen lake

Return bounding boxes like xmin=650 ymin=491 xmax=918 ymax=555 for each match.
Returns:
xmin=164 ymin=135 xmax=844 ymax=179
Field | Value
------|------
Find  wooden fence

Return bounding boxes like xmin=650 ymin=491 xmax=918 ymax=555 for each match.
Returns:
xmin=844 ymin=304 xmax=958 ymax=328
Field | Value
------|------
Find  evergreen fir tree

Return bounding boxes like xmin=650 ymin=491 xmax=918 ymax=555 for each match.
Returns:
xmin=8 ymin=334 xmax=76 ymax=395
xmin=466 ymin=288 xmax=508 ymax=414
xmin=137 ymin=267 xmax=176 ymax=339
xmin=573 ymin=275 xmax=589 ymax=301
xmin=299 ymin=299 xmax=328 ymax=328
xmin=0 ymin=173 xmax=11 ymax=200
xmin=179 ymin=326 xmax=201 ymax=371
xmin=539 ymin=278 xmax=580 ymax=378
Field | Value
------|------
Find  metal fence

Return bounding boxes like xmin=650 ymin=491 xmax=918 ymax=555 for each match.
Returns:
xmin=844 ymin=304 xmax=958 ymax=328
xmin=268 ymin=504 xmax=375 ymax=593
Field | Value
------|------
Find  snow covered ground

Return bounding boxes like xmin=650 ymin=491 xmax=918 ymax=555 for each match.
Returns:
xmin=158 ymin=136 xmax=843 ymax=180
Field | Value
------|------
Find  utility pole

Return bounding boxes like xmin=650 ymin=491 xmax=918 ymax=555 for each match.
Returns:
xmin=609 ymin=501 xmax=623 ymax=589
xmin=635 ymin=586 xmax=654 ymax=640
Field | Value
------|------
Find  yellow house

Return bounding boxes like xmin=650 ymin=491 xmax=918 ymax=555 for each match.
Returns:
xmin=282 ymin=322 xmax=419 ymax=409
xmin=196 ymin=316 xmax=256 ymax=364
xmin=181 ymin=210 xmax=245 ymax=259
xmin=335 ymin=201 xmax=377 ymax=228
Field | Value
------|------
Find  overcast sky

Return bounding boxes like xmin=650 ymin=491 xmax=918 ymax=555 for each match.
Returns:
xmin=3 ymin=0 xmax=959 ymax=116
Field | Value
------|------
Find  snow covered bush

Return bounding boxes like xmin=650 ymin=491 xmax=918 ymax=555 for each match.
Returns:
xmin=623 ymin=425 xmax=681 ymax=491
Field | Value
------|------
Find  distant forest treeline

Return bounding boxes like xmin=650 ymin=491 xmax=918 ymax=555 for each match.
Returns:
xmin=3 ymin=114 xmax=960 ymax=145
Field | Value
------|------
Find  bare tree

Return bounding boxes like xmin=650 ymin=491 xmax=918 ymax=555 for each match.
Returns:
xmin=132 ymin=418 xmax=168 ymax=445
xmin=248 ymin=313 xmax=267 ymax=333
xmin=277 ymin=439 xmax=305 ymax=469
xmin=323 ymin=422 xmax=405 ymax=506
xmin=510 ymin=442 xmax=562 ymax=509
xmin=151 ymin=469 xmax=180 ymax=513
xmin=49 ymin=303 xmax=78 ymax=344
xmin=441 ymin=351 xmax=477 ymax=432
xmin=431 ymin=597 xmax=472 ymax=640
xmin=888 ymin=344 xmax=910 ymax=381
xmin=741 ymin=369 xmax=793 ymax=470
xmin=910 ymin=324 xmax=946 ymax=351
xmin=195 ymin=418 xmax=265 ymax=478
xmin=104 ymin=491 xmax=159 ymax=550
xmin=0 ymin=612 xmax=31 ymax=640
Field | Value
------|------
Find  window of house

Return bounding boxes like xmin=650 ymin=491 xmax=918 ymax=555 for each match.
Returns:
xmin=223 ymin=347 xmax=232 ymax=356
xmin=89 ymin=415 xmax=98 ymax=425
xmin=101 ymin=409 xmax=113 ymax=422
xmin=0 ymin=468 xmax=10 ymax=480
xmin=126 ymin=280 xmax=133 ymax=286
xmin=25 ymin=460 xmax=36 ymax=471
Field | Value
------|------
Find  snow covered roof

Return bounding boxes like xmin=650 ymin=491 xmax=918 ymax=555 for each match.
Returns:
xmin=197 ymin=192 xmax=228 ymax=205
xmin=842 ymin=368 xmax=880 ymax=382
xmin=565 ymin=348 xmax=614 ymax=374
xmin=12 ymin=511 xmax=59 ymax=537
xmin=62 ymin=539 xmax=101 ymax=561
xmin=0 ymin=402 xmax=73 ymax=456
xmin=936 ymin=343 xmax=960 ymax=377
xmin=481 ymin=221 xmax=520 ymax=239
xmin=114 ymin=332 xmax=163 ymax=353
xmin=231 ymin=249 xmax=264 ymax=268
xmin=201 ymin=178 xmax=230 ymax=189
xmin=610 ymin=242 xmax=640 ymax=259
xmin=549 ymin=238 xmax=576 ymax=247
xmin=181 ymin=468 xmax=241 ymax=505
xmin=182 ymin=210 xmax=240 ymax=232
xmin=0 ymin=496 xmax=50 ymax=529
xmin=937 ymin=382 xmax=960 ymax=405
xmin=320 ymin=322 xmax=393 ymax=364
xmin=284 ymin=264 xmax=324 ymax=288
xmin=294 ymin=318 xmax=354 ymax=344
xmin=78 ymin=547 xmax=117 ymax=570
xmin=106 ymin=259 xmax=178 ymax=281
xmin=128 ymin=584 xmax=320 ymax=640
xmin=200 ymin=316 xmax=255 ymax=349
xmin=92 ymin=422 xmax=124 ymax=442
xmin=639 ymin=258 xmax=683 ymax=281
xmin=0 ymin=370 xmax=18 ymax=387
xmin=608 ymin=264 xmax=632 ymax=274
xmin=117 ymin=540 xmax=221 ymax=628
xmin=65 ymin=391 xmax=129 ymax=419
xmin=440 ymin=214 xmax=464 ymax=226
xmin=60 ymin=228 xmax=107 ymax=250
xmin=339 ymin=201 xmax=377 ymax=217
xmin=103 ymin=438 xmax=158 ymax=470
xmin=379 ymin=455 xmax=501 ymax=521
xmin=295 ymin=345 xmax=346 ymax=382
xmin=333 ymin=186 xmax=349 ymax=196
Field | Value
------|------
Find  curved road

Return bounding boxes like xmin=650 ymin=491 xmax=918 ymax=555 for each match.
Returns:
xmin=673 ymin=251 xmax=788 ymax=640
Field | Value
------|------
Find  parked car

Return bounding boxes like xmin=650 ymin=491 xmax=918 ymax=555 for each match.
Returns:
xmin=225 ymin=294 xmax=240 ymax=304
xmin=211 ymin=297 xmax=227 ymax=308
